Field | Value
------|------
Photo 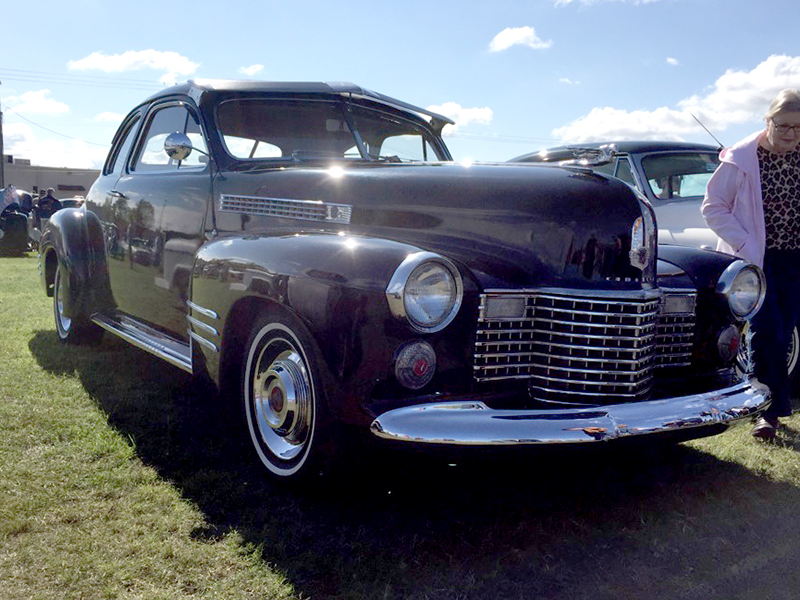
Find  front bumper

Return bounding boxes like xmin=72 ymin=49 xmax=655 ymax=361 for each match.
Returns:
xmin=369 ymin=379 xmax=770 ymax=445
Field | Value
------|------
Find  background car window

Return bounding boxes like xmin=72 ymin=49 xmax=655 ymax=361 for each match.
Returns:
xmin=613 ymin=159 xmax=636 ymax=186
xmin=590 ymin=161 xmax=615 ymax=177
xmin=135 ymin=105 xmax=208 ymax=172
xmin=105 ymin=116 xmax=140 ymax=176
xmin=642 ymin=153 xmax=719 ymax=201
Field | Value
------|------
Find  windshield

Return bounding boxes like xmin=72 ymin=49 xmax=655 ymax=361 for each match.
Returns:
xmin=216 ymin=98 xmax=446 ymax=163
xmin=640 ymin=152 xmax=720 ymax=202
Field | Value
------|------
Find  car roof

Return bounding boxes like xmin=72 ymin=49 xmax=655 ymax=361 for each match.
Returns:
xmin=510 ymin=140 xmax=722 ymax=163
xmin=142 ymin=79 xmax=455 ymax=128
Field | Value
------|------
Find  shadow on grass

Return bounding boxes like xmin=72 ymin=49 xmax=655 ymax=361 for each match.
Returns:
xmin=28 ymin=330 xmax=800 ymax=600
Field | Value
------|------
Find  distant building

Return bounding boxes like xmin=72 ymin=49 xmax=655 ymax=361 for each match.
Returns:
xmin=2 ymin=154 xmax=100 ymax=198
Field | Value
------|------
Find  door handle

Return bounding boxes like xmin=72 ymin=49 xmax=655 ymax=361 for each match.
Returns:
xmin=109 ymin=190 xmax=127 ymax=199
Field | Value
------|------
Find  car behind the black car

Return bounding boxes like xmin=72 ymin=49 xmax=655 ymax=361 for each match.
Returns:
xmin=510 ymin=141 xmax=800 ymax=388
xmin=39 ymin=81 xmax=770 ymax=481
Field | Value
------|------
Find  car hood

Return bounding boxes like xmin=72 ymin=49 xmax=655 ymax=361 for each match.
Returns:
xmin=214 ymin=162 xmax=655 ymax=290
xmin=652 ymin=199 xmax=720 ymax=250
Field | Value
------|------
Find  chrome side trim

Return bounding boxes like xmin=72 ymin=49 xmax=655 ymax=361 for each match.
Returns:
xmin=91 ymin=313 xmax=192 ymax=373
xmin=187 ymin=300 xmax=219 ymax=320
xmin=189 ymin=330 xmax=218 ymax=353
xmin=370 ymin=379 xmax=771 ymax=446
xmin=219 ymin=194 xmax=352 ymax=224
xmin=187 ymin=314 xmax=218 ymax=336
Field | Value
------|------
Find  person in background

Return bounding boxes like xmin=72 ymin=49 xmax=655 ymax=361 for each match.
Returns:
xmin=702 ymin=88 xmax=800 ymax=439
xmin=38 ymin=187 xmax=61 ymax=218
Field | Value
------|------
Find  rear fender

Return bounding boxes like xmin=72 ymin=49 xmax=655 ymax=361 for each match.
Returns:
xmin=39 ymin=208 xmax=111 ymax=319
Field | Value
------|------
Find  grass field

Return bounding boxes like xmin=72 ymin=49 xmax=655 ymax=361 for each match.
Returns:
xmin=3 ymin=252 xmax=800 ymax=600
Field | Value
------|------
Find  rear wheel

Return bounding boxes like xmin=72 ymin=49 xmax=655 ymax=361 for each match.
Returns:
xmin=54 ymin=264 xmax=102 ymax=344
xmin=242 ymin=311 xmax=330 ymax=480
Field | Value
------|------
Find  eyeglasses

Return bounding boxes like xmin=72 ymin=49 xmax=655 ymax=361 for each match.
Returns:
xmin=771 ymin=119 xmax=800 ymax=134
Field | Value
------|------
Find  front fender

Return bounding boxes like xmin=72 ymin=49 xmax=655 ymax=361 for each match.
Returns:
xmin=189 ymin=232 xmax=452 ymax=387
xmin=39 ymin=208 xmax=111 ymax=319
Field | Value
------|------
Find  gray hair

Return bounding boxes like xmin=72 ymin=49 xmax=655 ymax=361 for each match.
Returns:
xmin=765 ymin=89 xmax=800 ymax=120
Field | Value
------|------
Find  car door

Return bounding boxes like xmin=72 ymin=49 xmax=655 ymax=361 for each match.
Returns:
xmin=104 ymin=100 xmax=212 ymax=339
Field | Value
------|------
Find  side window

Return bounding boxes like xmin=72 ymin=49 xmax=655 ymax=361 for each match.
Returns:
xmin=614 ymin=158 xmax=636 ymax=186
xmin=104 ymin=116 xmax=140 ymax=176
xmin=134 ymin=104 xmax=208 ymax=172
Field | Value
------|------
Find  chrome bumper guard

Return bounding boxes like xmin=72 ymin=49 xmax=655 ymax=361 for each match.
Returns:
xmin=369 ymin=379 xmax=771 ymax=445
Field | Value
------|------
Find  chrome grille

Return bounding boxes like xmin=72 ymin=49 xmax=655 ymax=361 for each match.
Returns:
xmin=474 ymin=291 xmax=661 ymax=403
xmin=219 ymin=194 xmax=352 ymax=224
xmin=655 ymin=309 xmax=696 ymax=368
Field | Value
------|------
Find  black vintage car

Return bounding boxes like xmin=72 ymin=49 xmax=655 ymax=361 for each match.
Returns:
xmin=39 ymin=81 xmax=770 ymax=480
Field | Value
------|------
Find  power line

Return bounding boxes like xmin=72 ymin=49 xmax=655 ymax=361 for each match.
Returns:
xmin=6 ymin=112 xmax=110 ymax=148
xmin=0 ymin=68 xmax=164 ymax=91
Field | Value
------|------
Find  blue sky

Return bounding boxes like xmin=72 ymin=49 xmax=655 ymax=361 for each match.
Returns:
xmin=2 ymin=0 xmax=799 ymax=169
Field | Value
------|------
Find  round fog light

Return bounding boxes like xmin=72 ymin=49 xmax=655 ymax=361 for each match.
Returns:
xmin=717 ymin=324 xmax=741 ymax=364
xmin=394 ymin=341 xmax=436 ymax=390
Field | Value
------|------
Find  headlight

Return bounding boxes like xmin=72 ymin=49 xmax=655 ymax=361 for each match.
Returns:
xmin=386 ymin=252 xmax=463 ymax=333
xmin=717 ymin=261 xmax=766 ymax=321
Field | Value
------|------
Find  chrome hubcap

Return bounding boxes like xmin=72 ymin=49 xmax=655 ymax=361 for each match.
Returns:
xmin=252 ymin=345 xmax=312 ymax=461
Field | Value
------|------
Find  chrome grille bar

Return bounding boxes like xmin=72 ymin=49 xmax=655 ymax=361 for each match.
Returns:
xmin=474 ymin=289 xmax=698 ymax=403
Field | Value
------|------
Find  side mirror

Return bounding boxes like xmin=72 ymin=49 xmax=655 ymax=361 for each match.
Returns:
xmin=164 ymin=132 xmax=194 ymax=161
xmin=164 ymin=131 xmax=192 ymax=160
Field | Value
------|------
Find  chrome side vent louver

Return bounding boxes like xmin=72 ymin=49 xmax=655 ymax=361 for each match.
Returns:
xmin=219 ymin=195 xmax=352 ymax=224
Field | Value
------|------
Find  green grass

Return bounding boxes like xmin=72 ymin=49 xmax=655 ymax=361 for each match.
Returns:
xmin=3 ymin=253 xmax=800 ymax=600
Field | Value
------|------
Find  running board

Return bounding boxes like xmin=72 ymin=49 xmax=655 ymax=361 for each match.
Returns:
xmin=91 ymin=313 xmax=193 ymax=373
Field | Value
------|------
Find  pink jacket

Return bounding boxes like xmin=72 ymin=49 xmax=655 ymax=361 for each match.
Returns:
xmin=701 ymin=130 xmax=766 ymax=268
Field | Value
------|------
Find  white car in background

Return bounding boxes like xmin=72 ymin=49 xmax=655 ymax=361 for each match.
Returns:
xmin=510 ymin=141 xmax=722 ymax=248
xmin=510 ymin=141 xmax=799 ymax=384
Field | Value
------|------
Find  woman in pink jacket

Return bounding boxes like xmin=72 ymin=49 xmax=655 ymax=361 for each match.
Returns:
xmin=702 ymin=88 xmax=800 ymax=439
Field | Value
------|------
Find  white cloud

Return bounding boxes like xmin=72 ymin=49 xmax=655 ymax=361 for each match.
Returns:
xmin=559 ymin=78 xmax=581 ymax=85
xmin=239 ymin=64 xmax=264 ymax=77
xmin=426 ymin=102 xmax=493 ymax=135
xmin=666 ymin=57 xmax=679 ymax=66
xmin=553 ymin=54 xmax=800 ymax=142
xmin=68 ymin=50 xmax=200 ymax=85
xmin=489 ymin=27 xmax=552 ymax=52
xmin=4 ymin=90 xmax=68 ymax=115
xmin=2 ymin=122 xmax=108 ymax=169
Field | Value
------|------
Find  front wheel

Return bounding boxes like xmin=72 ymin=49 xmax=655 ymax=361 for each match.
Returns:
xmin=54 ymin=264 xmax=102 ymax=344
xmin=242 ymin=312 xmax=329 ymax=480
xmin=788 ymin=325 xmax=799 ymax=388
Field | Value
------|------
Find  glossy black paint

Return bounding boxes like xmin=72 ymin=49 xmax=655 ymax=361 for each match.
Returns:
xmin=38 ymin=80 xmax=765 ymax=448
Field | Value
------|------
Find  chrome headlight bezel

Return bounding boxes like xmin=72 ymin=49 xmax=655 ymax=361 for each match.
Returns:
xmin=385 ymin=252 xmax=463 ymax=333
xmin=717 ymin=260 xmax=766 ymax=321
